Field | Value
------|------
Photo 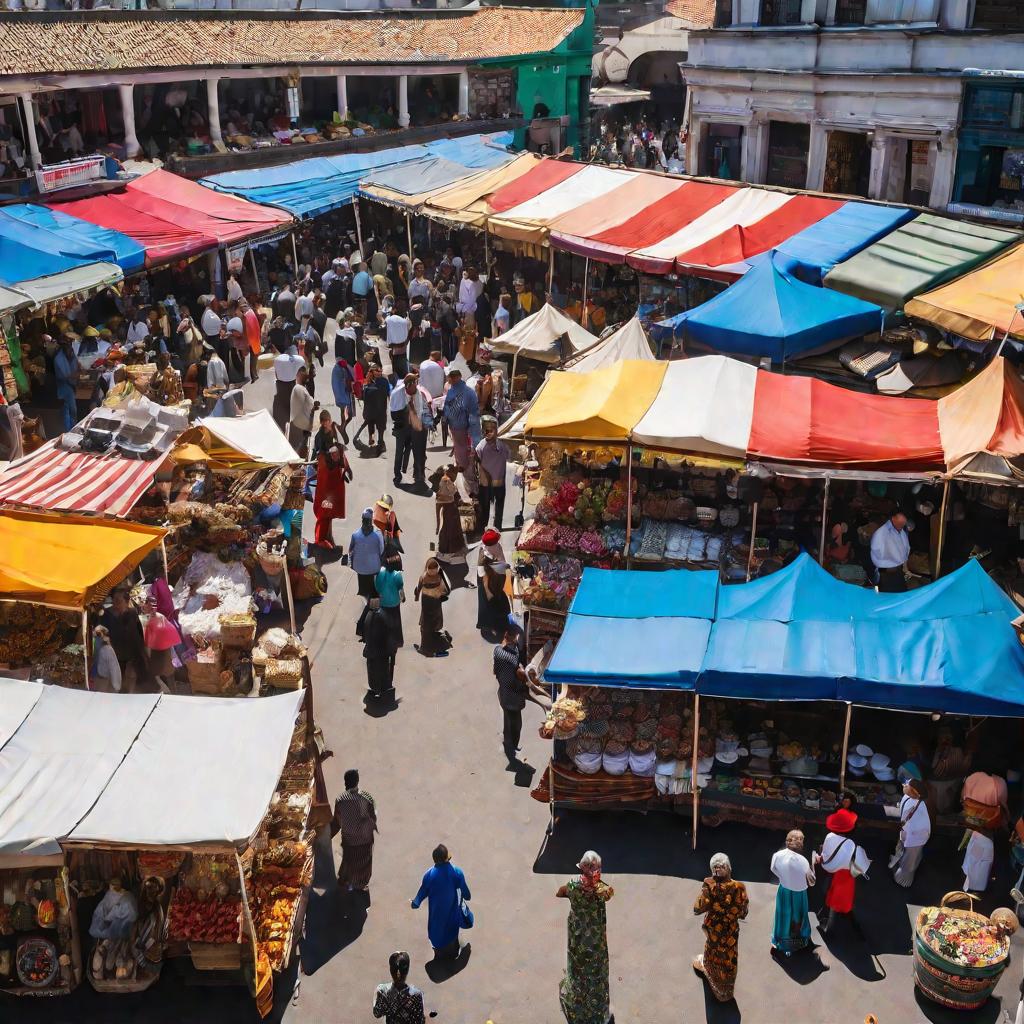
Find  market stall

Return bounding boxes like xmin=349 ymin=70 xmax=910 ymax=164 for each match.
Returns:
xmin=534 ymin=556 xmax=1024 ymax=845
xmin=0 ymin=682 xmax=316 ymax=1014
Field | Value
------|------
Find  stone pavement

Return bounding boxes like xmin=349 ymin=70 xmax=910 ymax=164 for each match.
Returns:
xmin=16 ymin=357 xmax=1024 ymax=1024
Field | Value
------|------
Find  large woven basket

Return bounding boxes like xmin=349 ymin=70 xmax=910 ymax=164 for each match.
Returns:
xmin=264 ymin=658 xmax=303 ymax=690
xmin=186 ymin=647 xmax=223 ymax=694
xmin=218 ymin=613 xmax=256 ymax=649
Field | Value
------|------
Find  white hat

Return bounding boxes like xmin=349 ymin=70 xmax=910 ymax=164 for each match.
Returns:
xmin=855 ymin=743 xmax=873 ymax=758
xmin=869 ymin=753 xmax=890 ymax=771
xmin=873 ymin=767 xmax=895 ymax=781
xmin=226 ymin=316 xmax=243 ymax=334
xmin=716 ymin=750 xmax=739 ymax=765
xmin=847 ymin=752 xmax=868 ymax=769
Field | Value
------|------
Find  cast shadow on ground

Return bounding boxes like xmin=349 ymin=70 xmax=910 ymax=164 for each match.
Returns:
xmin=698 ymin=977 xmax=741 ymax=1024
xmin=301 ymin=832 xmax=369 ymax=977
xmin=913 ymin=987 xmax=1004 ymax=1024
xmin=812 ymin=913 xmax=885 ymax=983
xmin=770 ymin=942 xmax=830 ymax=984
xmin=507 ymin=756 xmax=537 ymax=788
xmin=363 ymin=691 xmax=402 ymax=718
xmin=424 ymin=943 xmax=472 ymax=984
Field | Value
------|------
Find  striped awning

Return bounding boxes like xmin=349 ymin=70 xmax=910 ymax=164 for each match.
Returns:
xmin=0 ymin=443 xmax=165 ymax=518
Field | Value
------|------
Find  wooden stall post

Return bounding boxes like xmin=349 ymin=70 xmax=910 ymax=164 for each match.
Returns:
xmin=581 ymin=257 xmax=591 ymax=328
xmin=624 ymin=444 xmax=634 ymax=568
xmin=817 ymin=475 xmax=831 ymax=564
xmin=547 ymin=759 xmax=556 ymax=835
xmin=290 ymin=231 xmax=300 ymax=274
xmin=691 ymin=693 xmax=701 ymax=850
xmin=838 ymin=702 xmax=852 ymax=792
xmin=160 ymin=539 xmax=169 ymax=579
xmin=82 ymin=608 xmax=91 ymax=691
xmin=745 ymin=502 xmax=759 ymax=582
xmin=406 ymin=213 xmax=414 ymax=262
xmin=934 ymin=478 xmax=951 ymax=579
xmin=353 ymin=197 xmax=365 ymax=257
xmin=484 ymin=224 xmax=490 ymax=272
xmin=248 ymin=245 xmax=260 ymax=295
xmin=547 ymin=246 xmax=555 ymax=297
xmin=283 ymin=563 xmax=298 ymax=635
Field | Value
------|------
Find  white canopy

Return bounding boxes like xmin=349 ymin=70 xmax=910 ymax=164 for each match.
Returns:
xmin=0 ymin=683 xmax=304 ymax=858
xmin=565 ymin=317 xmax=655 ymax=373
xmin=14 ymin=263 xmax=124 ymax=309
xmin=199 ymin=408 xmax=302 ymax=466
xmin=70 ymin=690 xmax=304 ymax=847
xmin=490 ymin=304 xmax=597 ymax=365
xmin=0 ymin=684 xmax=159 ymax=859
xmin=631 ymin=356 xmax=757 ymax=457
xmin=494 ymin=165 xmax=631 ymax=224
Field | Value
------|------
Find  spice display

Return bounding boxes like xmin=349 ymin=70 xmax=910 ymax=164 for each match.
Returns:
xmin=918 ymin=908 xmax=1010 ymax=969
xmin=166 ymin=887 xmax=241 ymax=945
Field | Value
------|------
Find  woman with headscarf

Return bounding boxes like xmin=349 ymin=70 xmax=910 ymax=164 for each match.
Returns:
xmin=476 ymin=528 xmax=507 ymax=635
xmin=693 ymin=852 xmax=749 ymax=1003
xmin=313 ymin=443 xmax=352 ymax=549
xmin=373 ymin=494 xmax=403 ymax=558
xmin=557 ymin=850 xmax=614 ymax=1024
xmin=414 ymin=558 xmax=452 ymax=658
xmin=435 ymin=464 xmax=468 ymax=565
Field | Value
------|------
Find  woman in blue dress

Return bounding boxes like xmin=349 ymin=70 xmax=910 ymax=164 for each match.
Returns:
xmin=410 ymin=844 xmax=472 ymax=958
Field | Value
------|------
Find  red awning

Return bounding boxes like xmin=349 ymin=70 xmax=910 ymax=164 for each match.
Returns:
xmin=487 ymin=160 xmax=584 ymax=214
xmin=748 ymin=371 xmax=945 ymax=469
xmin=124 ymin=170 xmax=292 ymax=245
xmin=52 ymin=194 xmax=216 ymax=267
xmin=674 ymin=195 xmax=843 ymax=280
xmin=575 ymin=180 xmax=738 ymax=264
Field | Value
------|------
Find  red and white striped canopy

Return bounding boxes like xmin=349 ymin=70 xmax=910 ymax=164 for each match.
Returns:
xmin=0 ymin=443 xmax=165 ymax=518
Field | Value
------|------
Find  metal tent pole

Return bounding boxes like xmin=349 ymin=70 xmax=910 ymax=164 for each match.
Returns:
xmin=934 ymin=478 xmax=951 ymax=579
xmin=581 ymin=256 xmax=590 ymax=328
xmin=745 ymin=502 xmax=759 ymax=581
xmin=691 ymin=693 xmax=701 ymax=851
xmin=353 ymin=198 xmax=365 ymax=257
xmin=547 ymin=245 xmax=555 ymax=297
xmin=838 ymin=702 xmax=852 ymax=792
xmin=624 ymin=444 xmax=634 ymax=567
xmin=817 ymin=475 xmax=831 ymax=564
xmin=82 ymin=609 xmax=91 ymax=691
xmin=406 ymin=212 xmax=413 ymax=262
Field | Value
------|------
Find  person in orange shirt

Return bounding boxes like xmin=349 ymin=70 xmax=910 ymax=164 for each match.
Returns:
xmin=239 ymin=299 xmax=262 ymax=383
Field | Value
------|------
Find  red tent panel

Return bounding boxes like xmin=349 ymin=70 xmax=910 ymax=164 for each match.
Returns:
xmin=487 ymin=160 xmax=584 ymax=214
xmin=583 ymin=181 xmax=739 ymax=264
xmin=748 ymin=371 xmax=944 ymax=469
xmin=52 ymin=194 xmax=216 ymax=267
xmin=125 ymin=170 xmax=291 ymax=245
xmin=674 ymin=195 xmax=843 ymax=280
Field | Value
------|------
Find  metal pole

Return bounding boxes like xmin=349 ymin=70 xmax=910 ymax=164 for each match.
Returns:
xmin=817 ymin=475 xmax=831 ymax=564
xmin=581 ymin=256 xmax=590 ymax=328
xmin=624 ymin=444 xmax=634 ymax=567
xmin=838 ymin=702 xmax=852 ymax=792
xmin=548 ymin=758 xmax=556 ymax=835
xmin=283 ymin=562 xmax=297 ymax=635
xmin=248 ymin=244 xmax=260 ymax=298
xmin=82 ymin=608 xmax=91 ymax=691
xmin=934 ymin=478 xmax=951 ymax=579
xmin=745 ymin=501 xmax=759 ymax=581
xmin=691 ymin=693 xmax=701 ymax=851
xmin=353 ymin=198 xmax=365 ymax=258
xmin=160 ymin=539 xmax=169 ymax=579
xmin=406 ymin=212 xmax=413 ymax=263
xmin=547 ymin=245 xmax=555 ymax=297
xmin=994 ymin=305 xmax=1022 ymax=358
xmin=484 ymin=224 xmax=490 ymax=274
xmin=290 ymin=231 xmax=299 ymax=275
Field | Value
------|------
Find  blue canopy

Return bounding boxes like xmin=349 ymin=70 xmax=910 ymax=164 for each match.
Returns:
xmin=361 ymin=156 xmax=489 ymax=197
xmin=422 ymin=132 xmax=513 ymax=168
xmin=3 ymin=204 xmax=145 ymax=274
xmin=652 ymin=255 xmax=884 ymax=364
xmin=0 ymin=207 xmax=123 ymax=285
xmin=773 ymin=203 xmax=917 ymax=285
xmin=546 ymin=555 xmax=1024 ymax=715
xmin=201 ymin=134 xmax=511 ymax=219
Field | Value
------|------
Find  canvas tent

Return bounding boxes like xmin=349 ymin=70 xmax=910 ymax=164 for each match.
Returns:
xmin=198 ymin=409 xmax=303 ymax=469
xmin=490 ymin=303 xmax=597 ymax=366
xmin=564 ymin=317 xmax=655 ymax=372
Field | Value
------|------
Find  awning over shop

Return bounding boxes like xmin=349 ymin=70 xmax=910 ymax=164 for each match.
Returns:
xmin=419 ymin=153 xmax=541 ymax=228
xmin=547 ymin=555 xmax=1024 ymax=714
xmin=417 ymin=131 xmax=513 ymax=168
xmin=631 ymin=357 xmax=757 ymax=458
xmin=489 ymin=303 xmax=597 ymax=365
xmin=486 ymin=158 xmax=584 ymax=214
xmin=54 ymin=193 xmax=217 ymax=266
xmin=0 ymin=678 xmax=42 ymax=751
xmin=0 ymin=285 xmax=32 ymax=318
xmin=0 ymin=684 xmax=160 ymax=859
xmin=0 ymin=510 xmax=165 ymax=609
xmin=524 ymin=359 xmax=667 ymax=441
xmin=905 ymin=241 xmax=1024 ymax=343
xmin=124 ymin=169 xmax=292 ymax=245
xmin=824 ymin=213 xmax=1022 ymax=311
xmin=198 ymin=409 xmax=302 ymax=468
xmin=0 ymin=207 xmax=120 ymax=285
xmin=774 ymin=203 xmax=917 ymax=285
xmin=2 ymin=204 xmax=145 ymax=275
xmin=0 ymin=443 xmax=167 ymax=518
xmin=563 ymin=316 xmax=654 ymax=372
xmin=12 ymin=263 xmax=123 ymax=308
xmin=70 ymin=690 xmax=304 ymax=847
xmin=658 ymin=256 xmax=885 ymax=363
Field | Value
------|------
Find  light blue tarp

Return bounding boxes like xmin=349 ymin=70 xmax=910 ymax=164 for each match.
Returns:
xmin=773 ymin=203 xmax=917 ymax=285
xmin=423 ymin=131 xmax=513 ymax=168
xmin=546 ymin=554 xmax=1024 ymax=714
xmin=3 ymin=204 xmax=145 ymax=274
xmin=650 ymin=256 xmax=884 ymax=363
xmin=361 ymin=156 xmax=490 ymax=197
xmin=0 ymin=207 xmax=122 ymax=285
xmin=201 ymin=133 xmax=512 ymax=219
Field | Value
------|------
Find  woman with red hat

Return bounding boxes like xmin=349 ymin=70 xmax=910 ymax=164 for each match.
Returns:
xmin=815 ymin=808 xmax=871 ymax=933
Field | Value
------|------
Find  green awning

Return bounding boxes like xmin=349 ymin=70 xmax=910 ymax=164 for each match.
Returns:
xmin=823 ymin=213 xmax=1021 ymax=312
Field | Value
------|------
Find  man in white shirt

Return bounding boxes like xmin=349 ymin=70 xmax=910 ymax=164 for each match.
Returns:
xmin=226 ymin=273 xmax=244 ymax=303
xmin=321 ymin=258 xmax=342 ymax=294
xmin=891 ymin=777 xmax=930 ymax=887
xmin=288 ymin=366 xmax=317 ymax=457
xmin=389 ymin=373 xmax=432 ymax=486
xmin=385 ymin=302 xmax=412 ymax=381
xmin=295 ymin=287 xmax=315 ymax=320
xmin=869 ymin=511 xmax=911 ymax=592
xmin=770 ymin=830 xmax=815 ymax=956
xmin=272 ymin=343 xmax=305 ymax=431
xmin=200 ymin=297 xmax=224 ymax=344
xmin=204 ymin=342 xmax=230 ymax=390
xmin=126 ymin=309 xmax=150 ymax=346
xmin=418 ymin=350 xmax=445 ymax=400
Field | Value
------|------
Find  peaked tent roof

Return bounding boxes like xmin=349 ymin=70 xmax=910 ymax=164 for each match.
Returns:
xmin=664 ymin=255 xmax=885 ymax=363
xmin=198 ymin=409 xmax=302 ymax=469
xmin=824 ymin=213 xmax=1021 ymax=311
xmin=564 ymin=316 xmax=655 ymax=372
xmin=489 ymin=303 xmax=598 ymax=364
xmin=419 ymin=152 xmax=542 ymax=228
xmin=905 ymin=241 xmax=1024 ymax=342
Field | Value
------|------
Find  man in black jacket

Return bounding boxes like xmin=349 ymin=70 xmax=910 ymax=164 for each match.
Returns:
xmin=324 ymin=268 xmax=351 ymax=321
xmin=356 ymin=597 xmax=395 ymax=699
xmin=359 ymin=364 xmax=391 ymax=452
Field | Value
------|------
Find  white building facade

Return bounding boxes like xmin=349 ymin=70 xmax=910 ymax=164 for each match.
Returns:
xmin=683 ymin=1 xmax=1024 ymax=214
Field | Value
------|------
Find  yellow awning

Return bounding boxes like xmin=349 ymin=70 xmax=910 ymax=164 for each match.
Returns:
xmin=525 ymin=360 xmax=668 ymax=442
xmin=419 ymin=153 xmax=541 ymax=229
xmin=906 ymin=241 xmax=1024 ymax=342
xmin=0 ymin=510 xmax=166 ymax=610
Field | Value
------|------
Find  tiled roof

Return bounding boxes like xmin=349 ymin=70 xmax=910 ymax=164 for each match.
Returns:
xmin=664 ymin=0 xmax=718 ymax=27
xmin=0 ymin=8 xmax=586 ymax=77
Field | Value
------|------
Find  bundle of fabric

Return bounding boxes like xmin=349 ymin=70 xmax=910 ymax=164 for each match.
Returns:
xmin=172 ymin=551 xmax=253 ymax=639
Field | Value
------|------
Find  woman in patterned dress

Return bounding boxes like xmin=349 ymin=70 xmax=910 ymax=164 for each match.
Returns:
xmin=693 ymin=852 xmax=748 ymax=1002
xmin=372 ymin=951 xmax=425 ymax=1024
xmin=557 ymin=850 xmax=614 ymax=1024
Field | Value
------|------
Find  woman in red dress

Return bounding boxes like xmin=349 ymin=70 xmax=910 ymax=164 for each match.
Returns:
xmin=313 ymin=443 xmax=352 ymax=548
xmin=815 ymin=808 xmax=870 ymax=933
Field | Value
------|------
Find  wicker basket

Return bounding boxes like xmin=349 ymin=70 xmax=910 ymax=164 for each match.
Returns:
xmin=190 ymin=942 xmax=241 ymax=971
xmin=218 ymin=613 xmax=256 ymax=649
xmin=264 ymin=658 xmax=303 ymax=690
xmin=186 ymin=647 xmax=223 ymax=694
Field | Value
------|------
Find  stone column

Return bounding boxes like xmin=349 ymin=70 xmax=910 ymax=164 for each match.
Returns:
xmin=397 ymin=75 xmax=409 ymax=129
xmin=867 ymin=132 xmax=894 ymax=201
xmin=929 ymin=134 xmax=957 ymax=209
xmin=118 ymin=83 xmax=141 ymax=159
xmin=18 ymin=93 xmax=41 ymax=171
xmin=206 ymin=77 xmax=223 ymax=146
xmin=458 ymin=70 xmax=470 ymax=117
xmin=806 ymin=122 xmax=828 ymax=191
xmin=741 ymin=118 xmax=767 ymax=183
xmin=336 ymin=74 xmax=348 ymax=121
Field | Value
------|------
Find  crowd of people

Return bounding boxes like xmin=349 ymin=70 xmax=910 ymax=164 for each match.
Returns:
xmin=590 ymin=115 xmax=686 ymax=173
